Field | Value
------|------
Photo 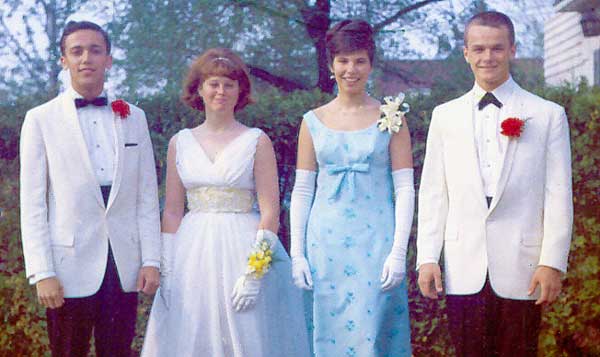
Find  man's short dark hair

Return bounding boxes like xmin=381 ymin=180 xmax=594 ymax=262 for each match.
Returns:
xmin=60 ymin=21 xmax=111 ymax=55
xmin=464 ymin=11 xmax=515 ymax=46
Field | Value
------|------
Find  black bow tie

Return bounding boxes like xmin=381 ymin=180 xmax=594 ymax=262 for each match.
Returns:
xmin=478 ymin=92 xmax=502 ymax=110
xmin=74 ymin=97 xmax=108 ymax=109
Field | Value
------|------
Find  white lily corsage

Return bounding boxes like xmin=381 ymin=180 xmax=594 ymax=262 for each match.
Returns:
xmin=378 ymin=93 xmax=410 ymax=134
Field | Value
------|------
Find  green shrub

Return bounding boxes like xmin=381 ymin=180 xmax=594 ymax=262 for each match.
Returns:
xmin=0 ymin=160 xmax=49 ymax=357
xmin=536 ymin=82 xmax=600 ymax=356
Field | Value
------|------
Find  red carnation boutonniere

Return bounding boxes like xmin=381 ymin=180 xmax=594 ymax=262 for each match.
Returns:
xmin=111 ymin=99 xmax=131 ymax=119
xmin=500 ymin=117 xmax=529 ymax=138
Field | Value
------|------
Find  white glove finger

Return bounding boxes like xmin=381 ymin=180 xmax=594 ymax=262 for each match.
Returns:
xmin=232 ymin=281 xmax=243 ymax=308
xmin=381 ymin=276 xmax=392 ymax=291
xmin=246 ymin=297 xmax=256 ymax=311
xmin=293 ymin=277 xmax=306 ymax=290
xmin=381 ymin=267 xmax=396 ymax=290
xmin=237 ymin=295 xmax=249 ymax=312
xmin=384 ymin=274 xmax=405 ymax=291
xmin=235 ymin=297 xmax=245 ymax=312
xmin=294 ymin=272 xmax=311 ymax=290
xmin=240 ymin=297 xmax=252 ymax=312
xmin=380 ymin=265 xmax=390 ymax=283
xmin=292 ymin=266 xmax=303 ymax=280
xmin=388 ymin=277 xmax=400 ymax=291
xmin=391 ymin=271 xmax=406 ymax=283
xmin=305 ymin=270 xmax=313 ymax=288
xmin=232 ymin=292 xmax=241 ymax=311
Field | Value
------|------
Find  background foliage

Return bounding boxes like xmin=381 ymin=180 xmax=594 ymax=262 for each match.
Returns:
xmin=0 ymin=0 xmax=550 ymax=100
xmin=1 ymin=81 xmax=598 ymax=356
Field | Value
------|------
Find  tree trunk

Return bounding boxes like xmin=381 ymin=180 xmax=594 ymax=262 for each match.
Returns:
xmin=300 ymin=0 xmax=333 ymax=93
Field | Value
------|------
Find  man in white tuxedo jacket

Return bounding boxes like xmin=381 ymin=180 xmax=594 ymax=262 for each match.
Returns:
xmin=417 ymin=11 xmax=572 ymax=357
xmin=20 ymin=21 xmax=161 ymax=356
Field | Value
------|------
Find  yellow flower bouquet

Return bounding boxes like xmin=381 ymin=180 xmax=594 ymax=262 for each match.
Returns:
xmin=245 ymin=230 xmax=277 ymax=279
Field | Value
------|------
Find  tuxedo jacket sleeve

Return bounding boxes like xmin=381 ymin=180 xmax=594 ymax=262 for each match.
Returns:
xmin=540 ymin=106 xmax=573 ymax=272
xmin=135 ymin=109 xmax=161 ymax=265
xmin=20 ymin=108 xmax=53 ymax=278
xmin=416 ymin=106 xmax=449 ymax=269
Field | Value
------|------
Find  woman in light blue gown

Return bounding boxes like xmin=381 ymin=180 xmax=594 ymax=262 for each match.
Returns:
xmin=290 ymin=20 xmax=414 ymax=356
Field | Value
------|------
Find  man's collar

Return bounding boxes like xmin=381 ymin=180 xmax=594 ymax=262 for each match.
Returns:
xmin=65 ymin=86 xmax=107 ymax=101
xmin=472 ymin=77 xmax=515 ymax=106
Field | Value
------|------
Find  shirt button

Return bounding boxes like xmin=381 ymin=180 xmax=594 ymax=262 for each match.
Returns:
xmin=96 ymin=145 xmax=100 ymax=148
xmin=93 ymin=121 xmax=97 ymax=124
xmin=100 ymin=168 xmax=104 ymax=171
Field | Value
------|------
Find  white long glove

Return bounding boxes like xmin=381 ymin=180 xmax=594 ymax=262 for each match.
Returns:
xmin=232 ymin=229 xmax=278 ymax=312
xmin=289 ymin=169 xmax=316 ymax=290
xmin=160 ymin=232 xmax=174 ymax=307
xmin=232 ymin=276 xmax=260 ymax=312
xmin=381 ymin=168 xmax=415 ymax=291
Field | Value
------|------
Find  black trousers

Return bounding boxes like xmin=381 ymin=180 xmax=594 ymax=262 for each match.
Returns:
xmin=446 ymin=277 xmax=541 ymax=357
xmin=46 ymin=186 xmax=138 ymax=357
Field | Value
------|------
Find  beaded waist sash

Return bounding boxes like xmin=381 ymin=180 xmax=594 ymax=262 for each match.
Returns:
xmin=187 ymin=186 xmax=256 ymax=213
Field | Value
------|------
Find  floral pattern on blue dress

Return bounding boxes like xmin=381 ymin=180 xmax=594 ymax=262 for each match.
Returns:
xmin=304 ymin=111 xmax=411 ymax=356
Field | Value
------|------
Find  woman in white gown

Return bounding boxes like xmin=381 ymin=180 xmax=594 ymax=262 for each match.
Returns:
xmin=141 ymin=48 xmax=310 ymax=357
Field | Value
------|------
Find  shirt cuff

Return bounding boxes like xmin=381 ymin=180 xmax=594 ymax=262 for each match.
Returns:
xmin=29 ymin=271 xmax=56 ymax=285
xmin=416 ymin=258 xmax=440 ymax=271
xmin=142 ymin=260 xmax=160 ymax=269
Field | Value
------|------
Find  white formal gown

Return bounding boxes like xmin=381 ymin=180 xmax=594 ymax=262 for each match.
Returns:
xmin=141 ymin=128 xmax=310 ymax=357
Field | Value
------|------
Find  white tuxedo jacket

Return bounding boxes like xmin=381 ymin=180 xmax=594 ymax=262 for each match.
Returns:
xmin=20 ymin=92 xmax=160 ymax=297
xmin=416 ymin=83 xmax=573 ymax=299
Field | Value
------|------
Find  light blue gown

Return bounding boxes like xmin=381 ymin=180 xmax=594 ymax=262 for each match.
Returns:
xmin=304 ymin=111 xmax=411 ymax=357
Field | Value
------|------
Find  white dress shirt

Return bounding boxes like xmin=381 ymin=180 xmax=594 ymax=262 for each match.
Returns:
xmin=67 ymin=87 xmax=116 ymax=186
xmin=472 ymin=77 xmax=516 ymax=198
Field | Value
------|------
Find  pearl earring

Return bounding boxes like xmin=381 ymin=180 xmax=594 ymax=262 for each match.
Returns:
xmin=329 ymin=73 xmax=335 ymax=80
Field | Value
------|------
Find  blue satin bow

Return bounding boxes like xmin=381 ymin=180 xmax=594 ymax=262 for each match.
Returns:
xmin=325 ymin=162 xmax=370 ymax=201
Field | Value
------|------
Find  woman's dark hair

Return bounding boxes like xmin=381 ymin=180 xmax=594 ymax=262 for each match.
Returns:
xmin=325 ymin=19 xmax=375 ymax=66
xmin=60 ymin=21 xmax=111 ymax=55
xmin=181 ymin=48 xmax=253 ymax=112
